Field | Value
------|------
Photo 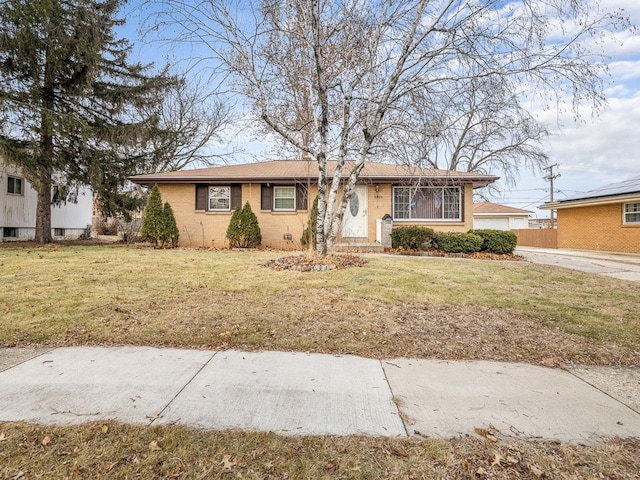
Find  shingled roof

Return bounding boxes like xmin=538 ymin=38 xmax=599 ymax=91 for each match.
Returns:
xmin=473 ymin=202 xmax=533 ymax=215
xmin=130 ymin=160 xmax=498 ymax=188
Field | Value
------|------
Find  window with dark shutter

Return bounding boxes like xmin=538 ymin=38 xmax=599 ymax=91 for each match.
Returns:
xmin=195 ymin=185 xmax=208 ymax=210
xmin=296 ymin=184 xmax=308 ymax=210
xmin=261 ymin=184 xmax=273 ymax=211
xmin=230 ymin=184 xmax=242 ymax=209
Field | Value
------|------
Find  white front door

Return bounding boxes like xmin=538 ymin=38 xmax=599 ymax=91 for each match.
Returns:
xmin=341 ymin=185 xmax=368 ymax=238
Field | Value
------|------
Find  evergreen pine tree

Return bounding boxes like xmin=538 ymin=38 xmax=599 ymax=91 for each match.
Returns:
xmin=240 ymin=202 xmax=261 ymax=248
xmin=226 ymin=202 xmax=262 ymax=248
xmin=300 ymin=196 xmax=319 ymax=248
xmin=141 ymin=185 xmax=164 ymax=247
xmin=0 ymin=0 xmax=175 ymax=243
xmin=163 ymin=202 xmax=180 ymax=248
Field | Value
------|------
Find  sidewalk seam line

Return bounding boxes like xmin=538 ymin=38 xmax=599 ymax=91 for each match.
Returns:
xmin=566 ymin=369 xmax=640 ymax=416
xmin=149 ymin=349 xmax=221 ymax=426
xmin=0 ymin=347 xmax=58 ymax=373
xmin=379 ymin=359 xmax=410 ymax=438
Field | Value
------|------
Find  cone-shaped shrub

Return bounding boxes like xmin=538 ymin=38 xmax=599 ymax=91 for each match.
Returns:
xmin=163 ymin=202 xmax=180 ymax=248
xmin=140 ymin=185 xmax=164 ymax=247
xmin=226 ymin=202 xmax=262 ymax=248
xmin=300 ymin=196 xmax=319 ymax=248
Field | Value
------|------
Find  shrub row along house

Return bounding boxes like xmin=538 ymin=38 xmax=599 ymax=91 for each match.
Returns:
xmin=130 ymin=160 xmax=498 ymax=249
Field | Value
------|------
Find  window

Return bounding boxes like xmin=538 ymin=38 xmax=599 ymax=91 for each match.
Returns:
xmin=273 ymin=186 xmax=296 ymax=211
xmin=208 ymin=186 xmax=230 ymax=211
xmin=54 ymin=228 xmax=65 ymax=237
xmin=624 ymin=202 xmax=640 ymax=224
xmin=393 ymin=186 xmax=461 ymax=221
xmin=3 ymin=227 xmax=17 ymax=238
xmin=7 ymin=176 xmax=23 ymax=195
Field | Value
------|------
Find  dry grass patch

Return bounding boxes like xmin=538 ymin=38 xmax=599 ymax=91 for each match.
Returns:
xmin=0 ymin=245 xmax=639 ymax=366
xmin=1 ymin=422 xmax=638 ymax=479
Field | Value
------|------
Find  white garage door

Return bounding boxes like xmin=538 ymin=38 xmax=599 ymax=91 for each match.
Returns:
xmin=474 ymin=217 xmax=510 ymax=230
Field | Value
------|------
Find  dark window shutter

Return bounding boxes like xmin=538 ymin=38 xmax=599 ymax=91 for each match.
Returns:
xmin=196 ymin=185 xmax=208 ymax=210
xmin=230 ymin=184 xmax=242 ymax=209
xmin=459 ymin=185 xmax=465 ymax=220
xmin=261 ymin=184 xmax=273 ymax=211
xmin=296 ymin=183 xmax=308 ymax=210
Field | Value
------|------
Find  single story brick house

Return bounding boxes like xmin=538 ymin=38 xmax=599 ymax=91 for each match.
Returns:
xmin=130 ymin=160 xmax=498 ymax=249
xmin=473 ymin=202 xmax=533 ymax=230
xmin=540 ymin=175 xmax=640 ymax=254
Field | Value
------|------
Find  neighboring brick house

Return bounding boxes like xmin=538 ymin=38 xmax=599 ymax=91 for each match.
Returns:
xmin=540 ymin=175 xmax=640 ymax=254
xmin=130 ymin=160 xmax=497 ymax=249
xmin=473 ymin=202 xmax=533 ymax=230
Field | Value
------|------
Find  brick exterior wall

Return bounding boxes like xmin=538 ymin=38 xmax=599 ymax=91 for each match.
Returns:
xmin=157 ymin=182 xmax=475 ymax=249
xmin=557 ymin=202 xmax=640 ymax=254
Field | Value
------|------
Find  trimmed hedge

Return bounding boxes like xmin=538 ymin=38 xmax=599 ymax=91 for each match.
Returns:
xmin=391 ymin=226 xmax=435 ymax=250
xmin=470 ymin=229 xmax=518 ymax=254
xmin=434 ymin=232 xmax=483 ymax=253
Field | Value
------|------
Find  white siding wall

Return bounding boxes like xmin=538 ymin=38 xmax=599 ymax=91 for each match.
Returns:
xmin=473 ymin=217 xmax=510 ymax=230
xmin=1 ymin=161 xmax=93 ymax=241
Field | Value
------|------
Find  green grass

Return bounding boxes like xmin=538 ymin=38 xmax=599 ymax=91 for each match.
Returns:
xmin=0 ymin=244 xmax=638 ymax=365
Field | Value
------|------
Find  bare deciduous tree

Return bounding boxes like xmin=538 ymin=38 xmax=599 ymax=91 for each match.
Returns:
xmin=147 ymin=78 xmax=233 ymax=172
xmin=155 ymin=0 xmax=628 ymax=255
xmin=378 ymin=76 xmax=550 ymax=187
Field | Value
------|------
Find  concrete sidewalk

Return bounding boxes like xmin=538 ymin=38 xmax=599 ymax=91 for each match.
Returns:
xmin=1 ymin=346 xmax=639 ymax=445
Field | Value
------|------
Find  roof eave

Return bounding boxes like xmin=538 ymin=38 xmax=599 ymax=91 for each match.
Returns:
xmin=129 ymin=174 xmax=499 ymax=186
xmin=540 ymin=192 xmax=640 ymax=210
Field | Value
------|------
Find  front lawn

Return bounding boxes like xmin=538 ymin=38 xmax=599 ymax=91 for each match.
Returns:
xmin=1 ymin=422 xmax=639 ymax=480
xmin=1 ymin=244 xmax=638 ymax=366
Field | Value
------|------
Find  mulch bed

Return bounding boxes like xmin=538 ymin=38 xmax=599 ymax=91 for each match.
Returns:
xmin=264 ymin=254 xmax=368 ymax=271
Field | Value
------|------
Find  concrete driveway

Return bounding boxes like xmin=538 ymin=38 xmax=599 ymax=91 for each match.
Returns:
xmin=515 ymin=247 xmax=640 ymax=282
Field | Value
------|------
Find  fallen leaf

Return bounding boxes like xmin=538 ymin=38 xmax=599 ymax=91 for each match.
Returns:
xmin=391 ymin=446 xmax=408 ymax=457
xmin=101 ymin=425 xmax=109 ymax=434
xmin=221 ymin=455 xmax=237 ymax=471
xmin=477 ymin=466 xmax=487 ymax=475
xmin=148 ymin=440 xmax=161 ymax=451
xmin=0 ymin=433 xmax=6 ymax=442
xmin=491 ymin=452 xmax=504 ymax=467
xmin=474 ymin=427 xmax=498 ymax=442
xmin=41 ymin=436 xmax=51 ymax=446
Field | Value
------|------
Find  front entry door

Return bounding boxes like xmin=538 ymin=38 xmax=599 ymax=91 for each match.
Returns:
xmin=341 ymin=185 xmax=368 ymax=238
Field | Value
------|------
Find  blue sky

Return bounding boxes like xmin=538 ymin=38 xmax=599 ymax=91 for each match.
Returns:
xmin=121 ymin=0 xmax=640 ymax=219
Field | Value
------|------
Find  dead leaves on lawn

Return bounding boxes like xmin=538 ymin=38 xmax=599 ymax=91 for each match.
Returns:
xmin=1 ymin=422 xmax=640 ymax=479
xmin=264 ymin=254 xmax=368 ymax=271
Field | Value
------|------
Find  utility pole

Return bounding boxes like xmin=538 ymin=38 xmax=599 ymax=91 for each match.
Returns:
xmin=543 ymin=163 xmax=560 ymax=228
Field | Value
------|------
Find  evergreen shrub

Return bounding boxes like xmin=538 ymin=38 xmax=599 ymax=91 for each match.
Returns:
xmin=300 ymin=196 xmax=319 ymax=248
xmin=390 ymin=226 xmax=435 ymax=250
xmin=470 ymin=229 xmax=518 ymax=254
xmin=140 ymin=185 xmax=180 ymax=248
xmin=226 ymin=202 xmax=262 ymax=248
xmin=434 ymin=232 xmax=483 ymax=253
